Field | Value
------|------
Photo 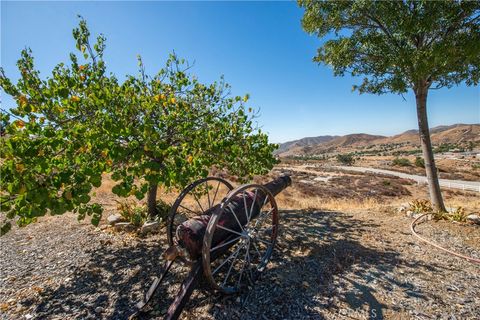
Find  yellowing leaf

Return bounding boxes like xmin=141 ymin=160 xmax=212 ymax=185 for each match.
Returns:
xmin=15 ymin=163 xmax=25 ymax=172
xmin=64 ymin=191 xmax=73 ymax=200
xmin=71 ymin=96 xmax=81 ymax=103
xmin=19 ymin=185 xmax=27 ymax=195
xmin=14 ymin=120 xmax=25 ymax=128
xmin=18 ymin=95 xmax=28 ymax=106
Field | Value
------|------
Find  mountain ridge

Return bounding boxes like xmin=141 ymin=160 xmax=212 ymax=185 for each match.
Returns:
xmin=276 ymin=123 xmax=480 ymax=156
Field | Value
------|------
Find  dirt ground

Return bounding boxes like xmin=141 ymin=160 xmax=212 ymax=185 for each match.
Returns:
xmin=1 ymin=165 xmax=479 ymax=320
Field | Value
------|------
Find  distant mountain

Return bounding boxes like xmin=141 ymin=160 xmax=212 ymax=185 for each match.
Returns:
xmin=276 ymin=123 xmax=480 ymax=157
xmin=275 ymin=135 xmax=338 ymax=155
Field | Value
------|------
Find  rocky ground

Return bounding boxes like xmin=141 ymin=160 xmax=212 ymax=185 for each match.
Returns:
xmin=1 ymin=206 xmax=479 ymax=320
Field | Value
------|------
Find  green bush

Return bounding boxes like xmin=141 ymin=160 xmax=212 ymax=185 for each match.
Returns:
xmin=155 ymin=199 xmax=171 ymax=223
xmin=116 ymin=200 xmax=148 ymax=227
xmin=336 ymin=153 xmax=355 ymax=166
xmin=414 ymin=156 xmax=425 ymax=168
xmin=392 ymin=157 xmax=411 ymax=167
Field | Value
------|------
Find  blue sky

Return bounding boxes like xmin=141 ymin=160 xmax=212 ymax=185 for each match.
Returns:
xmin=1 ymin=1 xmax=479 ymax=143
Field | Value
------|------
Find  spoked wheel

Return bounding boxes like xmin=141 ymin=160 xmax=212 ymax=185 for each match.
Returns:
xmin=167 ymin=177 xmax=234 ymax=246
xmin=202 ymin=184 xmax=279 ymax=294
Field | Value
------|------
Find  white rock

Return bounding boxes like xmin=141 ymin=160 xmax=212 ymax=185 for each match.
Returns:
xmin=412 ymin=213 xmax=424 ymax=219
xmin=95 ymin=306 xmax=104 ymax=313
xmin=25 ymin=315 xmax=33 ymax=320
xmin=406 ymin=210 xmax=414 ymax=218
xmin=466 ymin=214 xmax=480 ymax=225
xmin=141 ymin=221 xmax=160 ymax=235
xmin=107 ymin=214 xmax=124 ymax=225
xmin=114 ymin=222 xmax=135 ymax=232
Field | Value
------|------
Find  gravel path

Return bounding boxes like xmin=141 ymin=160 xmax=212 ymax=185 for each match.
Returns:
xmin=332 ymin=166 xmax=480 ymax=192
xmin=1 ymin=209 xmax=479 ymax=320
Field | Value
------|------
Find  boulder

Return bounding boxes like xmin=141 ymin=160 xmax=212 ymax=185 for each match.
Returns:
xmin=466 ymin=214 xmax=480 ymax=225
xmin=114 ymin=222 xmax=135 ymax=232
xmin=107 ymin=214 xmax=124 ymax=225
xmin=141 ymin=221 xmax=160 ymax=235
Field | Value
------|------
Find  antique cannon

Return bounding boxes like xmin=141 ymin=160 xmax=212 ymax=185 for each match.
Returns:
xmin=132 ymin=175 xmax=291 ymax=319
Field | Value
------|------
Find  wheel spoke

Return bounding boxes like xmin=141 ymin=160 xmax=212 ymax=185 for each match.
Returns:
xmin=206 ymin=181 xmax=211 ymax=209
xmin=221 ymin=245 xmax=243 ymax=286
xmin=213 ymin=243 xmax=244 ymax=275
xmin=255 ymin=208 xmax=273 ymax=229
xmin=249 ymin=189 xmax=258 ymax=223
xmin=243 ymin=191 xmax=249 ymax=225
xmin=217 ymin=224 xmax=244 ymax=237
xmin=193 ymin=193 xmax=205 ymax=214
xmin=210 ymin=235 xmax=242 ymax=252
xmin=178 ymin=204 xmax=198 ymax=215
xmin=236 ymin=252 xmax=246 ymax=288
xmin=245 ymin=242 xmax=253 ymax=284
xmin=211 ymin=181 xmax=221 ymax=206
xmin=252 ymin=241 xmax=263 ymax=260
xmin=226 ymin=206 xmax=245 ymax=232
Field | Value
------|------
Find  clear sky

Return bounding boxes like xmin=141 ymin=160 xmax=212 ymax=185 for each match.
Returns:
xmin=1 ymin=1 xmax=479 ymax=143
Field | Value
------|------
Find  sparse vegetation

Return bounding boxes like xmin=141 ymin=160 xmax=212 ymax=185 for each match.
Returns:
xmin=415 ymin=156 xmax=425 ymax=168
xmin=408 ymin=199 xmax=433 ymax=214
xmin=336 ymin=153 xmax=355 ymax=166
xmin=115 ymin=200 xmax=149 ymax=227
xmin=392 ymin=157 xmax=411 ymax=167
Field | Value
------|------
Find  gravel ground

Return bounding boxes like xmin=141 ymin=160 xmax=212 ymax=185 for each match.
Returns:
xmin=1 ymin=209 xmax=479 ymax=320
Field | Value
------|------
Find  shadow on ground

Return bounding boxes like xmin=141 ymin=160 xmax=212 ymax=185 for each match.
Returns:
xmin=30 ymin=210 xmax=441 ymax=319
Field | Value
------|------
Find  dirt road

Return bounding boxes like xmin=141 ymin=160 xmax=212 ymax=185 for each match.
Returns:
xmin=333 ymin=166 xmax=480 ymax=192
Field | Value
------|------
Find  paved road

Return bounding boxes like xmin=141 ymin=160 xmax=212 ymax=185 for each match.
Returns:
xmin=333 ymin=166 xmax=480 ymax=192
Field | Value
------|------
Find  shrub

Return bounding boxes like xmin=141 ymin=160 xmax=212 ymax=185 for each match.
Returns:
xmin=155 ymin=199 xmax=171 ymax=223
xmin=336 ymin=153 xmax=355 ymax=166
xmin=414 ymin=156 xmax=425 ymax=168
xmin=392 ymin=157 xmax=411 ymax=167
xmin=115 ymin=200 xmax=148 ymax=227
xmin=408 ymin=199 xmax=433 ymax=213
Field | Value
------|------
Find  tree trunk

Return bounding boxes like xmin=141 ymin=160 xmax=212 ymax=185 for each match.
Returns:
xmin=415 ymin=86 xmax=446 ymax=212
xmin=147 ymin=183 xmax=158 ymax=217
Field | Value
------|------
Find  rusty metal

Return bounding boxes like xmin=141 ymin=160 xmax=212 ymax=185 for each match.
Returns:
xmin=132 ymin=175 xmax=291 ymax=320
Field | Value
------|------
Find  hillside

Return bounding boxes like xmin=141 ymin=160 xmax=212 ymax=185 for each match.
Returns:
xmin=277 ymin=123 xmax=480 ymax=157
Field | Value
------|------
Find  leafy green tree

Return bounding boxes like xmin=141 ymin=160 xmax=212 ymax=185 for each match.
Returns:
xmin=392 ymin=157 xmax=411 ymax=167
xmin=414 ymin=156 xmax=425 ymax=168
xmin=0 ymin=18 xmax=277 ymax=234
xmin=336 ymin=153 xmax=355 ymax=166
xmin=299 ymin=0 xmax=480 ymax=211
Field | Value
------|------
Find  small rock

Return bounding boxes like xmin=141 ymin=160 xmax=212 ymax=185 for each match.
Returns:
xmin=406 ymin=210 xmax=414 ymax=218
xmin=140 ymin=221 xmax=160 ymax=235
xmin=95 ymin=306 xmax=104 ymax=313
xmin=114 ymin=222 xmax=135 ymax=232
xmin=466 ymin=214 xmax=480 ymax=225
xmin=412 ymin=213 xmax=424 ymax=219
xmin=107 ymin=214 xmax=124 ymax=225
xmin=25 ymin=314 xmax=33 ymax=320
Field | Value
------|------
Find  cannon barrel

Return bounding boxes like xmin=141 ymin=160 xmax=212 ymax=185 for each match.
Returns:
xmin=175 ymin=176 xmax=291 ymax=260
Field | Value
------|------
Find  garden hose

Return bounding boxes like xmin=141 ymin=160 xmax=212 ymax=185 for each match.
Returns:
xmin=410 ymin=214 xmax=480 ymax=265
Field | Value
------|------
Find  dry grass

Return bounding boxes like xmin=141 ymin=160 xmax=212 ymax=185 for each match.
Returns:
xmin=91 ymin=164 xmax=479 ymax=223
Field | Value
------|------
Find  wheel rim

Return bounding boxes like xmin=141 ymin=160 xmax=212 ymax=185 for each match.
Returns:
xmin=202 ymin=184 xmax=278 ymax=294
xmin=167 ymin=177 xmax=233 ymax=246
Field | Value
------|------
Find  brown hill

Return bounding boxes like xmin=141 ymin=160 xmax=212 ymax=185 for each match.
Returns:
xmin=277 ymin=123 xmax=480 ymax=157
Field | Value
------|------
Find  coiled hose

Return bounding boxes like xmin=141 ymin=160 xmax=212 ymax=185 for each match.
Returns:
xmin=410 ymin=213 xmax=480 ymax=265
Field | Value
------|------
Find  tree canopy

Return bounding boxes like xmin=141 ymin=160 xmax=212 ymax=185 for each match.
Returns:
xmin=0 ymin=18 xmax=277 ymax=234
xmin=299 ymin=0 xmax=479 ymax=211
xmin=299 ymin=0 xmax=480 ymax=94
